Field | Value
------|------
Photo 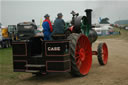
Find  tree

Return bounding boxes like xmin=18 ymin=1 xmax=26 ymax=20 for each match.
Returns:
xmin=100 ymin=17 xmax=110 ymax=24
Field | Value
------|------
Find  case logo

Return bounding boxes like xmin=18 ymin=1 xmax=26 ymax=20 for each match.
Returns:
xmin=48 ymin=47 xmax=61 ymax=51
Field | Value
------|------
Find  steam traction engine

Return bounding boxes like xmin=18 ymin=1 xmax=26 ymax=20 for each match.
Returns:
xmin=12 ymin=9 xmax=108 ymax=77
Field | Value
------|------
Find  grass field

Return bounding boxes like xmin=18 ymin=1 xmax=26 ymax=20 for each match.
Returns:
xmin=0 ymin=27 xmax=128 ymax=85
xmin=0 ymin=48 xmax=22 ymax=85
xmin=98 ymin=27 xmax=128 ymax=40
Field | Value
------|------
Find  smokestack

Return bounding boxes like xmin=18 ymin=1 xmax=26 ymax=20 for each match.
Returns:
xmin=85 ymin=9 xmax=92 ymax=29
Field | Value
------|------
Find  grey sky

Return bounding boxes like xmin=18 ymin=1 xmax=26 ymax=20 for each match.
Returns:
xmin=1 ymin=0 xmax=128 ymax=26
xmin=0 ymin=0 xmax=1 ymax=22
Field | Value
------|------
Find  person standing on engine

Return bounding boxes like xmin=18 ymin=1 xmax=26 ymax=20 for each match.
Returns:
xmin=42 ymin=14 xmax=53 ymax=40
xmin=52 ymin=13 xmax=65 ymax=34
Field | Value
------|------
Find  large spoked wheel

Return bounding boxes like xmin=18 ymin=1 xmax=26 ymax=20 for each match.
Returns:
xmin=97 ymin=43 xmax=108 ymax=65
xmin=68 ymin=33 xmax=92 ymax=77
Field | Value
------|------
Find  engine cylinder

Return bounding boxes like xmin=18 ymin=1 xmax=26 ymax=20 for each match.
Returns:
xmin=88 ymin=29 xmax=98 ymax=43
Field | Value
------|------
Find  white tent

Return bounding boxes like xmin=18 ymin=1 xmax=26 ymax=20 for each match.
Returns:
xmin=93 ymin=24 xmax=113 ymax=35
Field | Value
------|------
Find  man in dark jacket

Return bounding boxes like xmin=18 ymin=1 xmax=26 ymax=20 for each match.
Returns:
xmin=52 ymin=13 xmax=65 ymax=34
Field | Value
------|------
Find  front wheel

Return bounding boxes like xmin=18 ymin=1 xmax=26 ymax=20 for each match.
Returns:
xmin=97 ymin=43 xmax=108 ymax=65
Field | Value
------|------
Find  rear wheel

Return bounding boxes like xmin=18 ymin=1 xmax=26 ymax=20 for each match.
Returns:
xmin=68 ymin=33 xmax=92 ymax=77
xmin=97 ymin=43 xmax=108 ymax=65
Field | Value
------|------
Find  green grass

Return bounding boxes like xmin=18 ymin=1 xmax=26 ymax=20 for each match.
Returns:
xmin=118 ymin=28 xmax=128 ymax=40
xmin=98 ymin=27 xmax=128 ymax=41
xmin=0 ymin=48 xmax=22 ymax=85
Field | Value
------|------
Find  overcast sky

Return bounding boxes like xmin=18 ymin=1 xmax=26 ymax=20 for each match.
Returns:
xmin=0 ymin=0 xmax=1 ymax=22
xmin=1 ymin=0 xmax=128 ymax=26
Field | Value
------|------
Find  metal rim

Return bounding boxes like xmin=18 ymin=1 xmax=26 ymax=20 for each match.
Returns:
xmin=102 ymin=43 xmax=108 ymax=64
xmin=75 ymin=35 xmax=92 ymax=75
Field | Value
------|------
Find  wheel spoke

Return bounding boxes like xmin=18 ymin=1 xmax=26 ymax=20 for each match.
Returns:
xmin=77 ymin=60 xmax=82 ymax=69
xmin=76 ymin=58 xmax=81 ymax=65
xmin=75 ymin=56 xmax=80 ymax=60
xmin=75 ymin=51 xmax=79 ymax=55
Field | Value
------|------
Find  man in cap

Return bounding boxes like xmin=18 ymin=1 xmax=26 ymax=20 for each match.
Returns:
xmin=52 ymin=13 xmax=65 ymax=35
xmin=42 ymin=14 xmax=53 ymax=40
